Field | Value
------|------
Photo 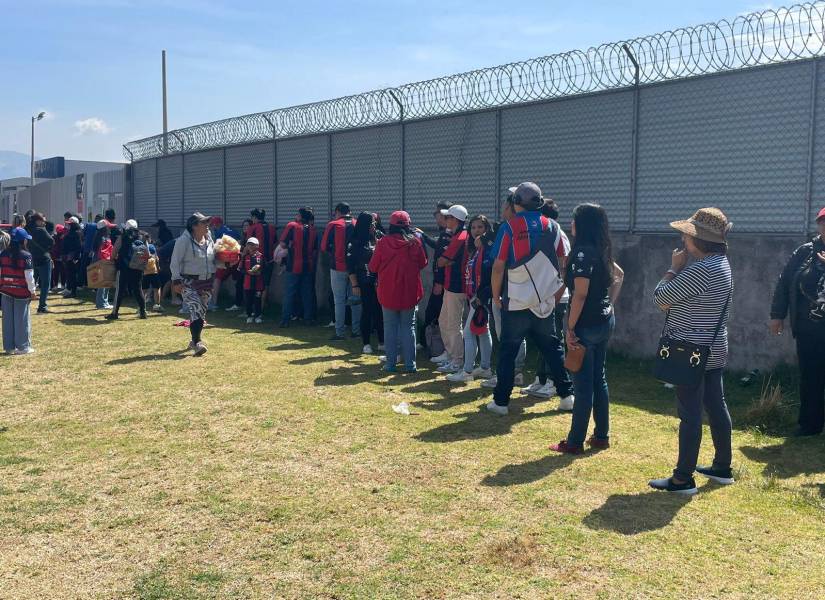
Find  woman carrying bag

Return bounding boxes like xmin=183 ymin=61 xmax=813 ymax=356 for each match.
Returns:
xmin=649 ymin=208 xmax=734 ymax=496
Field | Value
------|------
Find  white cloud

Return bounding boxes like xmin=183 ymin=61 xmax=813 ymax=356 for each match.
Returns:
xmin=74 ymin=117 xmax=112 ymax=135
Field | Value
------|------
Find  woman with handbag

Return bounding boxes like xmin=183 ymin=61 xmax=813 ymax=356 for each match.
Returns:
xmin=106 ymin=220 xmax=147 ymax=321
xmin=550 ymin=204 xmax=620 ymax=455
xmin=769 ymin=206 xmax=825 ymax=437
xmin=649 ymin=208 xmax=733 ymax=496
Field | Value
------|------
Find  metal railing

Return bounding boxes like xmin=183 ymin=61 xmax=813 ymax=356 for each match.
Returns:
xmin=124 ymin=2 xmax=825 ymax=161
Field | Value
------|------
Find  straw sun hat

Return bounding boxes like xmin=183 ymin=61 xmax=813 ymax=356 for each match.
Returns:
xmin=670 ymin=208 xmax=732 ymax=244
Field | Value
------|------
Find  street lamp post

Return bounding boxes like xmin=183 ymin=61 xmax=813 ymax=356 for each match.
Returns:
xmin=30 ymin=111 xmax=45 ymax=187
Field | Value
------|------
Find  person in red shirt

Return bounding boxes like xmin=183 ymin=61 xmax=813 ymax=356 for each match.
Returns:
xmin=92 ymin=220 xmax=116 ymax=309
xmin=278 ymin=207 xmax=318 ymax=327
xmin=247 ymin=208 xmax=277 ymax=309
xmin=368 ymin=211 xmax=428 ymax=373
xmin=434 ymin=204 xmax=469 ymax=374
xmin=321 ymin=202 xmax=359 ymax=340
xmin=239 ymin=237 xmax=265 ymax=324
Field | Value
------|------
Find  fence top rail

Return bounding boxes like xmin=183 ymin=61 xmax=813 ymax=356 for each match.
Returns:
xmin=125 ymin=1 xmax=825 ymax=161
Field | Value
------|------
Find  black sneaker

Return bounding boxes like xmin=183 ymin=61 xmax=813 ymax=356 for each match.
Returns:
xmin=696 ymin=465 xmax=735 ymax=485
xmin=648 ymin=476 xmax=698 ymax=496
xmin=37 ymin=308 xmax=51 ymax=314
xmin=104 ymin=313 xmax=119 ymax=320
xmin=329 ymin=333 xmax=346 ymax=341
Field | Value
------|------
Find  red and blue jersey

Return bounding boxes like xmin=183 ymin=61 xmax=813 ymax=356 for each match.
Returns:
xmin=280 ymin=221 xmax=318 ymax=274
xmin=241 ymin=251 xmax=265 ymax=291
xmin=492 ymin=211 xmax=565 ymax=267
xmin=441 ymin=230 xmax=468 ymax=293
xmin=247 ymin=222 xmax=277 ymax=264
xmin=321 ymin=217 xmax=355 ymax=271
xmin=0 ymin=250 xmax=34 ymax=299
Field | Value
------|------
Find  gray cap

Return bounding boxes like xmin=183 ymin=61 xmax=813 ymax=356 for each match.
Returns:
xmin=512 ymin=182 xmax=544 ymax=211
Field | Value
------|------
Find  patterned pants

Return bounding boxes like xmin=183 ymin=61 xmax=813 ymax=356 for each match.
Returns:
xmin=182 ymin=277 xmax=213 ymax=323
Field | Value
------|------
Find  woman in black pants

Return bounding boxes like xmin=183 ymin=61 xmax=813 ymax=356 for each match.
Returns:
xmin=348 ymin=212 xmax=384 ymax=354
xmin=770 ymin=206 xmax=825 ymax=437
xmin=61 ymin=218 xmax=83 ymax=297
xmin=106 ymin=221 xmax=147 ymax=320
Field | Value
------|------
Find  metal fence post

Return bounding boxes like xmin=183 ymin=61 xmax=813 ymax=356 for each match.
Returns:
xmin=495 ymin=108 xmax=502 ymax=218
xmin=222 ymin=148 xmax=227 ymax=221
xmin=263 ymin=114 xmax=278 ymax=225
xmin=623 ymin=44 xmax=641 ymax=233
xmin=328 ymin=134 xmax=333 ymax=218
xmin=388 ymin=90 xmax=405 ymax=210
xmin=805 ymin=58 xmax=819 ymax=234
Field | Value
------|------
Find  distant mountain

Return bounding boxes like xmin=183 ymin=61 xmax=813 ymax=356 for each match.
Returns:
xmin=0 ymin=150 xmax=33 ymax=180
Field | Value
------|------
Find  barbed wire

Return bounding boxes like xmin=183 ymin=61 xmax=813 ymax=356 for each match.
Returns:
xmin=124 ymin=1 xmax=825 ymax=161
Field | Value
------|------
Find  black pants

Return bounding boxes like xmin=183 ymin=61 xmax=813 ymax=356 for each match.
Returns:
xmin=64 ymin=260 xmax=79 ymax=295
xmin=536 ymin=304 xmax=572 ymax=396
xmin=419 ymin=289 xmax=444 ymax=348
xmin=114 ymin=268 xmax=146 ymax=315
xmin=674 ymin=368 xmax=732 ymax=480
xmin=360 ymin=281 xmax=384 ymax=346
xmin=796 ymin=327 xmax=825 ymax=434
xmin=234 ymin=272 xmax=244 ymax=306
xmin=245 ymin=289 xmax=262 ymax=317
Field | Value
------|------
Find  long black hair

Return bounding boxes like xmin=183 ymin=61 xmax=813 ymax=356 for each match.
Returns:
xmin=569 ymin=203 xmax=613 ymax=278
xmin=388 ymin=223 xmax=415 ymax=242
xmin=352 ymin=212 xmax=376 ymax=244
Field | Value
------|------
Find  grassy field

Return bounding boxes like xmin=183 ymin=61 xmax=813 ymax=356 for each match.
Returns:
xmin=1 ymin=293 xmax=824 ymax=599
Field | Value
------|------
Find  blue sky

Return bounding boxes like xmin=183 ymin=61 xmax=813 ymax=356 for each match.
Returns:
xmin=0 ymin=0 xmax=770 ymax=164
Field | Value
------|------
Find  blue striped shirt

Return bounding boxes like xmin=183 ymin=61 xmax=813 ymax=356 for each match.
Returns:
xmin=654 ymin=254 xmax=732 ymax=370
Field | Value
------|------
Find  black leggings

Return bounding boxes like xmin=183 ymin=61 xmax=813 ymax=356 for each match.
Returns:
xmin=114 ymin=269 xmax=146 ymax=315
xmin=245 ymin=289 xmax=262 ymax=317
xmin=360 ymin=282 xmax=384 ymax=345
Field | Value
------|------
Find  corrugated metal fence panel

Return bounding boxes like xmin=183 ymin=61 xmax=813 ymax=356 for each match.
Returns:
xmin=184 ymin=150 xmax=223 ymax=221
xmin=133 ymin=159 xmax=156 ymax=225
xmin=277 ymin=135 xmax=330 ymax=226
xmin=156 ymin=156 xmax=183 ymax=227
xmin=500 ymin=91 xmax=634 ymax=228
xmin=636 ymin=62 xmax=811 ymax=233
xmin=225 ymin=143 xmax=274 ymax=226
xmin=810 ymin=59 xmax=825 ymax=231
xmin=92 ymin=168 xmax=125 ymax=194
xmin=331 ymin=125 xmax=402 ymax=220
xmin=404 ymin=112 xmax=497 ymax=226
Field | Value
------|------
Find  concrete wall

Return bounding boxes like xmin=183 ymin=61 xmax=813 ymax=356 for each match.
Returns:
xmin=611 ymin=232 xmax=801 ymax=371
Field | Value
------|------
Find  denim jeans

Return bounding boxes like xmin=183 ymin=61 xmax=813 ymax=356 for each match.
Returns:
xmin=493 ymin=309 xmax=562 ymax=406
xmin=567 ymin=313 xmax=615 ymax=446
xmin=330 ymin=269 xmax=361 ymax=336
xmin=2 ymin=294 xmax=32 ymax=352
xmin=35 ymin=261 xmax=52 ymax=311
xmin=95 ymin=287 xmax=110 ymax=309
xmin=463 ymin=305 xmax=492 ymax=372
xmin=282 ymin=271 xmax=316 ymax=324
xmin=382 ymin=306 xmax=417 ymax=370
xmin=491 ymin=301 xmax=526 ymax=370
xmin=533 ymin=304 xmax=574 ymax=397
xmin=674 ymin=368 xmax=732 ymax=480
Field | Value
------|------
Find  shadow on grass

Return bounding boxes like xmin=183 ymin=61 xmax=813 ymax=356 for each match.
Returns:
xmin=481 ymin=452 xmax=586 ymax=486
xmin=582 ymin=487 xmax=712 ymax=535
xmin=59 ymin=317 xmax=111 ymax=326
xmin=415 ymin=404 xmax=555 ymax=443
xmin=106 ymin=350 xmax=189 ymax=365
xmin=313 ymin=363 xmax=432 ymax=387
xmin=739 ymin=437 xmax=825 ymax=479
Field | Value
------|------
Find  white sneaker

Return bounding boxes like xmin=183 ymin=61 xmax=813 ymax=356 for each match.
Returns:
xmin=239 ymin=312 xmax=248 ymax=319
xmin=480 ymin=375 xmax=498 ymax=389
xmin=430 ymin=351 xmax=451 ymax=364
xmin=226 ymin=305 xmax=241 ymax=312
xmin=246 ymin=317 xmax=254 ymax=324
xmin=325 ymin=320 xmax=335 ymax=328
xmin=520 ymin=377 xmax=543 ymax=395
xmin=415 ymin=343 xmax=423 ymax=351
xmin=61 ymin=289 xmax=73 ymax=297
xmin=558 ymin=394 xmax=575 ymax=411
xmin=529 ymin=383 xmax=556 ymax=399
xmin=255 ymin=316 xmax=263 ymax=324
xmin=514 ymin=373 xmax=524 ymax=386
xmin=471 ymin=367 xmax=493 ymax=380
xmin=437 ymin=361 xmax=461 ymax=373
xmin=362 ymin=344 xmax=373 ymax=354
xmin=446 ymin=370 xmax=473 ymax=383
xmin=152 ymin=304 xmax=163 ymax=312
xmin=485 ymin=401 xmax=508 ymax=416
xmin=378 ymin=355 xmax=401 ymax=364
xmin=14 ymin=347 xmax=35 ymax=355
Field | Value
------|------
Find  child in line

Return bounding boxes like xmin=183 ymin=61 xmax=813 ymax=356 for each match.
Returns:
xmin=241 ymin=237 xmax=264 ymax=324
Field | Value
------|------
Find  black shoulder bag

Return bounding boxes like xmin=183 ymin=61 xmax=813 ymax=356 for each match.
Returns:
xmin=653 ymin=292 xmax=731 ymax=387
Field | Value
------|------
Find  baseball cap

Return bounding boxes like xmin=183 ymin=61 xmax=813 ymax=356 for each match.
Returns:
xmin=123 ymin=219 xmax=138 ymax=230
xmin=11 ymin=227 xmax=32 ymax=242
xmin=512 ymin=182 xmax=545 ymax=211
xmin=817 ymin=206 xmax=825 ymax=222
xmin=246 ymin=237 xmax=260 ymax=246
xmin=66 ymin=216 xmax=79 ymax=225
xmin=389 ymin=210 xmax=411 ymax=227
xmin=440 ymin=205 xmax=468 ymax=222
xmin=210 ymin=216 xmax=224 ymax=227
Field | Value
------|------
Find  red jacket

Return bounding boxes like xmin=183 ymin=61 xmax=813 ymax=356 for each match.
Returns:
xmin=368 ymin=233 xmax=428 ymax=311
xmin=96 ymin=239 xmax=113 ymax=261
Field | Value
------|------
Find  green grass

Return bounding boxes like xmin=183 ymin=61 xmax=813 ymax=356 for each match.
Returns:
xmin=0 ymin=293 xmax=824 ymax=599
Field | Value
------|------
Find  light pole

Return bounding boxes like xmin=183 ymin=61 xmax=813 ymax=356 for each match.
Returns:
xmin=30 ymin=111 xmax=45 ymax=187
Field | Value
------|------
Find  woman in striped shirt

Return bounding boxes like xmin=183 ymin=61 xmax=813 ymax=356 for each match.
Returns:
xmin=649 ymin=208 xmax=734 ymax=496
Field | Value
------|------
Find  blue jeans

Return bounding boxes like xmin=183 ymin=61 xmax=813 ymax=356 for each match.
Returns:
xmin=282 ymin=271 xmax=316 ymax=324
xmin=493 ymin=309 xmax=562 ymax=406
xmin=330 ymin=269 xmax=361 ymax=336
xmin=95 ymin=287 xmax=110 ymax=308
xmin=36 ymin=261 xmax=52 ymax=311
xmin=492 ymin=301 xmax=526 ymax=370
xmin=463 ymin=305 xmax=492 ymax=372
xmin=382 ymin=307 xmax=417 ymax=370
xmin=567 ymin=313 xmax=615 ymax=446
xmin=2 ymin=294 xmax=32 ymax=352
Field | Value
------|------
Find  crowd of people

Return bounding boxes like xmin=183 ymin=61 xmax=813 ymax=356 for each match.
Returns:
xmin=2 ymin=184 xmax=824 ymax=496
